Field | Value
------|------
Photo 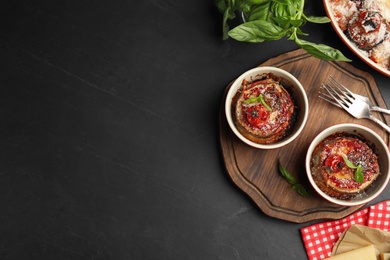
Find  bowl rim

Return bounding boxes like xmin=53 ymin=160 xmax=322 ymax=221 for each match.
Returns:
xmin=225 ymin=66 xmax=309 ymax=149
xmin=305 ymin=123 xmax=390 ymax=206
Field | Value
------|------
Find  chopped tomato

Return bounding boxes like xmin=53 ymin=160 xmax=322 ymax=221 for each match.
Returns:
xmin=324 ymin=154 xmax=345 ymax=173
xmin=244 ymin=105 xmax=270 ymax=129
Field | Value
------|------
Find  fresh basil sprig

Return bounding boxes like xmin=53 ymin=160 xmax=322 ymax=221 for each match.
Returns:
xmin=244 ymin=94 xmax=272 ymax=111
xmin=278 ymin=161 xmax=309 ymax=197
xmin=342 ymin=155 xmax=364 ymax=183
xmin=214 ymin=0 xmax=351 ymax=62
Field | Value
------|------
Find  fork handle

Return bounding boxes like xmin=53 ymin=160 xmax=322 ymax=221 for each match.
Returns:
xmin=370 ymin=106 xmax=390 ymax=115
xmin=369 ymin=114 xmax=390 ymax=133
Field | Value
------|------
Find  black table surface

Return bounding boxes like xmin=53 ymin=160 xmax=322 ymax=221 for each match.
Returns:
xmin=1 ymin=0 xmax=390 ymax=259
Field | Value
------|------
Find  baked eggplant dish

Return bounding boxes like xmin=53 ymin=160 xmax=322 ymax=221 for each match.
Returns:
xmin=231 ymin=73 xmax=296 ymax=144
xmin=310 ymin=131 xmax=380 ymax=200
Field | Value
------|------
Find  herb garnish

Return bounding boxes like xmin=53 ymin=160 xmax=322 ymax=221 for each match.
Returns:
xmin=214 ymin=0 xmax=351 ymax=62
xmin=342 ymin=155 xmax=364 ymax=183
xmin=244 ymin=94 xmax=272 ymax=111
xmin=278 ymin=161 xmax=309 ymax=197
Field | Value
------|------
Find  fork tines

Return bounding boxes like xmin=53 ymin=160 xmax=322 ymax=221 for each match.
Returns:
xmin=318 ymin=85 xmax=341 ymax=108
xmin=318 ymin=76 xmax=356 ymax=108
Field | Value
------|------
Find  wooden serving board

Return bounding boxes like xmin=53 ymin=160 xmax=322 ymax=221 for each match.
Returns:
xmin=219 ymin=49 xmax=390 ymax=223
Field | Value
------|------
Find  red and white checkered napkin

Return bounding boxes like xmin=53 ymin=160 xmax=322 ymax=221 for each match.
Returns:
xmin=300 ymin=200 xmax=390 ymax=260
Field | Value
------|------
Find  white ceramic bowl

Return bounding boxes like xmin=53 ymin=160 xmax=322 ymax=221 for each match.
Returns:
xmin=306 ymin=124 xmax=390 ymax=206
xmin=225 ymin=66 xmax=308 ymax=149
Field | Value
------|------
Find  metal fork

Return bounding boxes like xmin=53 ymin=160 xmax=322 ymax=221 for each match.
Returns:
xmin=319 ymin=77 xmax=390 ymax=133
xmin=320 ymin=76 xmax=390 ymax=115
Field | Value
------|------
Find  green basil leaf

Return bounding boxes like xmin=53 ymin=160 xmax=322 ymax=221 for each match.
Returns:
xmin=355 ymin=165 xmax=364 ymax=183
xmin=294 ymin=184 xmax=309 ymax=197
xmin=287 ymin=2 xmax=298 ymax=15
xmin=272 ymin=17 xmax=304 ymax=29
xmin=289 ymin=18 xmax=304 ymax=27
xmin=228 ymin=20 xmax=286 ymax=42
xmin=247 ymin=2 xmax=271 ymax=21
xmin=293 ymin=27 xmax=308 ymax=37
xmin=259 ymin=94 xmax=272 ymax=111
xmin=243 ymin=0 xmax=270 ymax=5
xmin=272 ymin=16 xmax=291 ymax=28
xmin=222 ymin=7 xmax=236 ymax=40
xmin=214 ymin=0 xmax=228 ymax=14
xmin=244 ymin=96 xmax=259 ymax=103
xmin=272 ymin=0 xmax=297 ymax=16
xmin=237 ymin=2 xmax=252 ymax=12
xmin=271 ymin=2 xmax=288 ymax=17
xmin=342 ymin=155 xmax=365 ymax=183
xmin=342 ymin=154 xmax=357 ymax=169
xmin=278 ymin=161 xmax=296 ymax=186
xmin=215 ymin=0 xmax=240 ymax=40
xmin=244 ymin=94 xmax=272 ymax=111
xmin=272 ymin=0 xmax=293 ymax=6
xmin=295 ymin=38 xmax=352 ymax=62
xmin=279 ymin=161 xmax=309 ymax=197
